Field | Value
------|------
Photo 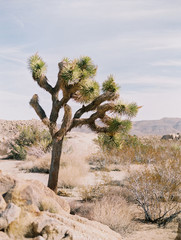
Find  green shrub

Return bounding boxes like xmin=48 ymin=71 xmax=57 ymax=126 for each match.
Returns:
xmin=8 ymin=143 xmax=27 ymax=160
xmin=8 ymin=126 xmax=52 ymax=160
xmin=95 ymin=133 xmax=123 ymax=151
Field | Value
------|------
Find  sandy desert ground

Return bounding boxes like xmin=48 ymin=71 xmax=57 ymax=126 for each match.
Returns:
xmin=0 ymin=119 xmax=179 ymax=240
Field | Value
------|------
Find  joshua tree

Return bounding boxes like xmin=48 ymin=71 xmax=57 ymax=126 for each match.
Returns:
xmin=28 ymin=54 xmax=139 ymax=193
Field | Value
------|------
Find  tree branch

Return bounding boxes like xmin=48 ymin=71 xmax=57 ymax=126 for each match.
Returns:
xmin=29 ymin=94 xmax=50 ymax=127
xmin=35 ymin=76 xmax=54 ymax=95
xmin=54 ymin=104 xmax=72 ymax=139
xmin=53 ymin=61 xmax=66 ymax=93
xmin=73 ymin=92 xmax=119 ymax=119
xmin=69 ymin=102 xmax=115 ymax=132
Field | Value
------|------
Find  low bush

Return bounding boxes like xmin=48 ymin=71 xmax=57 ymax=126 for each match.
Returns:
xmin=80 ymin=183 xmax=106 ymax=202
xmin=58 ymin=159 xmax=89 ymax=189
xmin=71 ymin=186 xmax=135 ymax=235
xmin=19 ymin=154 xmax=51 ymax=173
xmin=8 ymin=126 xmax=52 ymax=160
xmin=90 ymin=195 xmax=134 ymax=235
xmin=8 ymin=143 xmax=27 ymax=160
xmin=80 ymin=173 xmax=112 ymax=201
xmin=93 ymin=134 xmax=181 ymax=167
xmin=127 ymin=158 xmax=181 ymax=226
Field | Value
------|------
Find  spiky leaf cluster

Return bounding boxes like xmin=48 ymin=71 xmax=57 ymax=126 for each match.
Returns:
xmin=77 ymin=56 xmax=97 ymax=79
xmin=61 ymin=59 xmax=82 ymax=85
xmin=97 ymin=133 xmax=123 ymax=150
xmin=108 ymin=118 xmax=132 ymax=134
xmin=60 ymin=56 xmax=97 ymax=86
xmin=102 ymin=75 xmax=119 ymax=93
xmin=115 ymin=102 xmax=138 ymax=117
xmin=73 ymin=79 xmax=100 ymax=103
xmin=28 ymin=54 xmax=47 ymax=80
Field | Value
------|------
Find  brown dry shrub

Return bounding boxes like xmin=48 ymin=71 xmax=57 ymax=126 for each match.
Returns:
xmin=90 ymin=195 xmax=134 ymax=235
xmin=19 ymin=154 xmax=50 ymax=173
xmin=70 ymin=186 xmax=136 ymax=235
xmin=127 ymin=158 xmax=181 ymax=226
xmin=91 ymin=136 xmax=181 ymax=169
xmin=79 ymin=173 xmax=112 ymax=201
xmin=58 ymin=153 xmax=89 ymax=189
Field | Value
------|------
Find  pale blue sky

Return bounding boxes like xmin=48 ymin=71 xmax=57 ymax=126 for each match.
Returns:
xmin=1 ymin=0 xmax=181 ymax=120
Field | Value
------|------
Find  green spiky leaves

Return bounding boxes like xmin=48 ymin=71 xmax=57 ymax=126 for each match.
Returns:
xmin=96 ymin=133 xmax=123 ymax=150
xmin=61 ymin=59 xmax=82 ymax=85
xmin=102 ymin=75 xmax=119 ymax=93
xmin=60 ymin=56 xmax=97 ymax=86
xmin=115 ymin=102 xmax=138 ymax=117
xmin=108 ymin=117 xmax=132 ymax=134
xmin=28 ymin=53 xmax=47 ymax=80
xmin=73 ymin=79 xmax=100 ymax=104
xmin=96 ymin=118 xmax=132 ymax=151
xmin=77 ymin=56 xmax=97 ymax=79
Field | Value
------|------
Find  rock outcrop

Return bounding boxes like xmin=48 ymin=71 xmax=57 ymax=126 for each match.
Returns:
xmin=0 ymin=172 xmax=122 ymax=240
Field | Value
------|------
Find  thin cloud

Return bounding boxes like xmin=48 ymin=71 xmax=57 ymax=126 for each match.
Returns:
xmin=152 ymin=60 xmax=181 ymax=67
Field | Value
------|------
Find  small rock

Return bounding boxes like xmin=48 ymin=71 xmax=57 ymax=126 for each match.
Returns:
xmin=0 ymin=195 xmax=6 ymax=211
xmin=2 ymin=203 xmax=21 ymax=225
xmin=0 ymin=173 xmax=15 ymax=195
xmin=33 ymin=237 xmax=45 ymax=240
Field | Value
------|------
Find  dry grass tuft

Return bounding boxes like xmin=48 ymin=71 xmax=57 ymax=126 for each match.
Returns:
xmin=19 ymin=154 xmax=51 ymax=173
xmin=38 ymin=199 xmax=59 ymax=213
xmin=58 ymin=153 xmax=89 ymax=189
xmin=90 ymin=195 xmax=134 ymax=235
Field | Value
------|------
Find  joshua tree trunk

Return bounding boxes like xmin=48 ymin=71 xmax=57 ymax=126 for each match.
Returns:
xmin=29 ymin=54 xmax=138 ymax=192
xmin=48 ymin=137 xmax=64 ymax=193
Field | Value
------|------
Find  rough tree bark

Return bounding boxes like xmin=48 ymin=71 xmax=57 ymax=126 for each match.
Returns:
xmin=48 ymin=138 xmax=64 ymax=192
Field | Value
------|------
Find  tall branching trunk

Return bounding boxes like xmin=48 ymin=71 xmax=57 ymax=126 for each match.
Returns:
xmin=29 ymin=54 xmax=138 ymax=192
xmin=47 ymin=137 xmax=64 ymax=193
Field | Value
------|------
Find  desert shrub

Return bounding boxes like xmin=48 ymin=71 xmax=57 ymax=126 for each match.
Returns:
xmin=58 ymin=162 xmax=89 ymax=189
xmin=0 ymin=141 xmax=9 ymax=155
xmin=93 ymin=135 xmax=181 ymax=167
xmin=8 ymin=143 xmax=27 ymax=160
xmin=92 ymin=134 xmax=147 ymax=167
xmin=8 ymin=126 xmax=52 ymax=160
xmin=19 ymin=154 xmax=51 ymax=173
xmin=95 ymin=133 xmax=123 ymax=151
xmin=127 ymin=158 xmax=181 ymax=226
xmin=80 ymin=184 xmax=106 ymax=201
xmin=58 ymin=153 xmax=89 ymax=189
xmin=71 ymin=186 xmax=135 ymax=235
xmin=38 ymin=199 xmax=59 ymax=213
xmin=80 ymin=174 xmax=112 ymax=201
xmin=90 ymin=195 xmax=133 ymax=234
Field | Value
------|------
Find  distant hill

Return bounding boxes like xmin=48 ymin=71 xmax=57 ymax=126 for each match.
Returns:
xmin=73 ymin=118 xmax=181 ymax=136
xmin=130 ymin=118 xmax=181 ymax=136
xmin=1 ymin=118 xmax=181 ymax=138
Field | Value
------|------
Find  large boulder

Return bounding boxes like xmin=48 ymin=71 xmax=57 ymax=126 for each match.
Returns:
xmin=31 ymin=211 xmax=122 ymax=240
xmin=0 ymin=173 xmax=122 ymax=240
xmin=4 ymin=179 xmax=70 ymax=213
